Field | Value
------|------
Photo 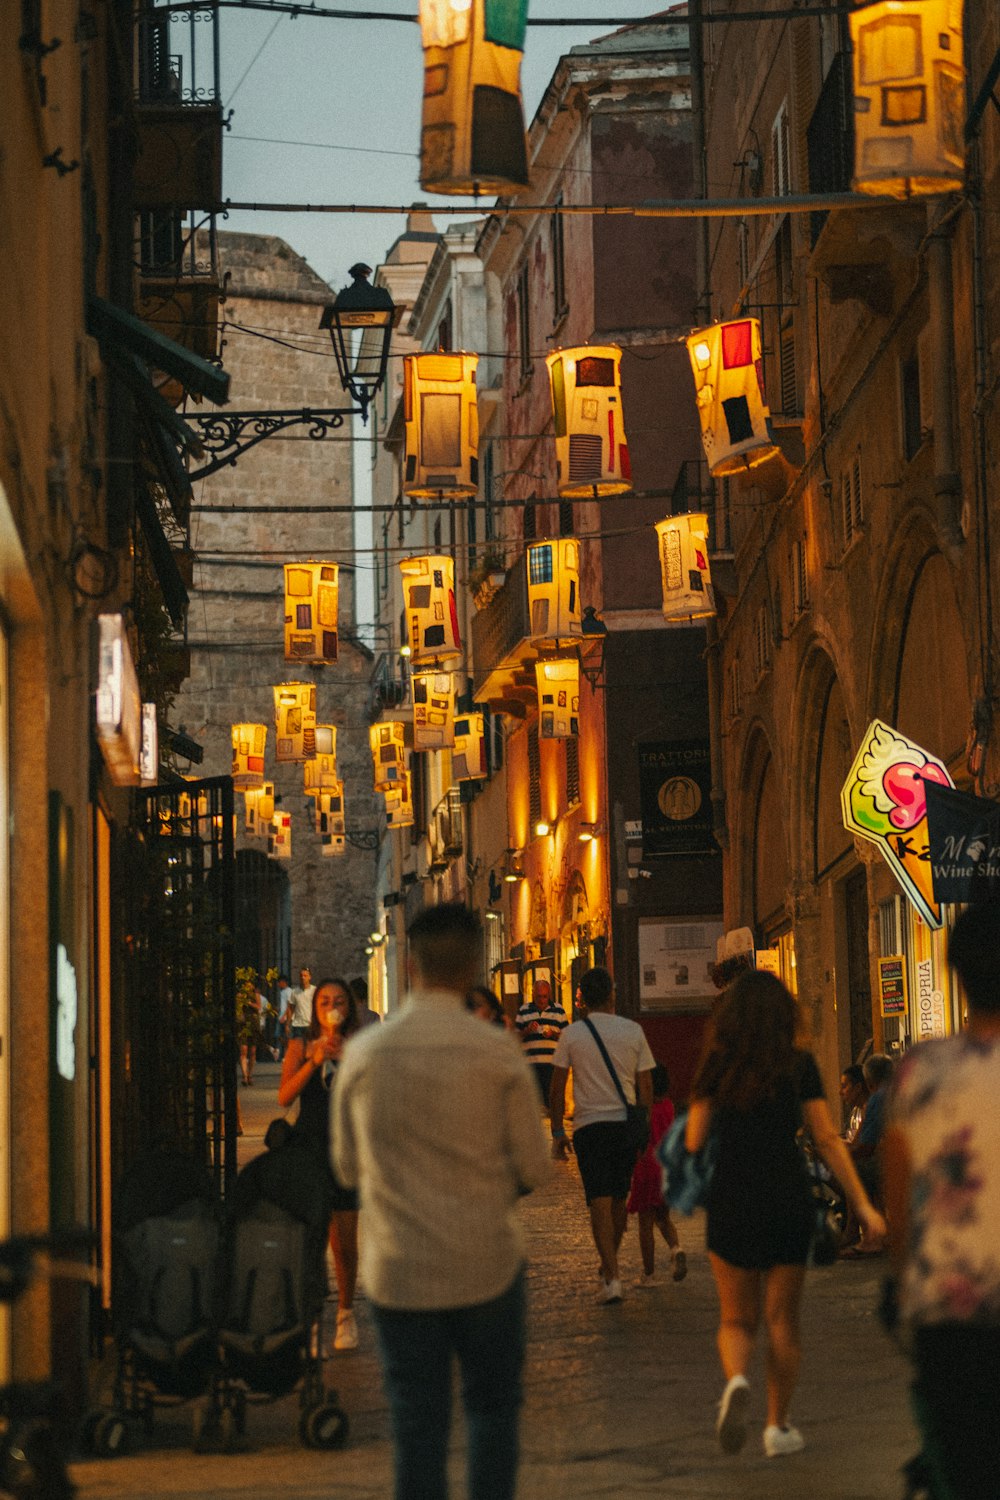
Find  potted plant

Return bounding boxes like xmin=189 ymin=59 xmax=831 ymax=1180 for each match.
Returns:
xmin=468 ymin=550 xmax=507 ymax=610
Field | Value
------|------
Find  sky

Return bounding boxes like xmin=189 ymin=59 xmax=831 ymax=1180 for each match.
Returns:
xmin=216 ymin=0 xmax=642 ymax=289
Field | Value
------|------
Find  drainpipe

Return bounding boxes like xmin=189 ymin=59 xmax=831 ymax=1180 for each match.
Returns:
xmin=926 ymin=204 xmax=963 ymax=552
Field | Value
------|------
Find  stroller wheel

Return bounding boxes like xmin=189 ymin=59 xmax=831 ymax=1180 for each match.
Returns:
xmin=92 ymin=1412 xmax=128 ymax=1458
xmin=301 ymin=1401 xmax=349 ymax=1450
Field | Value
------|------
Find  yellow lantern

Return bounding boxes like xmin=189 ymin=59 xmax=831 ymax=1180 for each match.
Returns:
xmin=850 ymin=0 xmax=964 ymax=198
xmin=318 ymin=783 xmax=346 ymax=855
xmin=413 ymin=669 xmax=456 ymax=750
xmin=273 ymin=682 xmax=316 ymax=764
xmin=546 ymin=346 xmax=632 ymax=497
xmin=385 ymin=774 xmax=415 ymax=829
xmin=270 ymin=811 xmax=292 ymax=860
xmin=231 ymin=722 xmax=267 ymax=789
xmin=244 ymin=782 xmax=275 ymax=838
xmin=418 ymin=0 xmax=529 ymax=196
xmin=686 ymin=319 xmax=778 ymax=476
xmin=655 ymin=513 xmax=716 ymax=621
xmin=283 ymin=562 xmax=339 ymax=664
xmin=403 ymin=353 xmax=479 ymax=498
xmin=535 ymin=658 xmax=580 ymax=739
xmin=321 ymin=834 xmax=347 ymax=858
xmin=399 ymin=554 xmax=462 ymax=664
xmin=526 ymin=537 xmax=581 ymax=644
xmin=453 ymin=712 xmax=487 ymax=780
xmin=370 ymin=721 xmax=408 ymax=792
xmin=303 ymin=724 xmax=339 ymax=796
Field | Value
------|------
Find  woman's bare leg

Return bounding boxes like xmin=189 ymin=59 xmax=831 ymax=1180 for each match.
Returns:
xmin=654 ymin=1207 xmax=679 ymax=1249
xmin=762 ymin=1264 xmax=807 ymax=1427
xmin=329 ymin=1210 xmax=359 ymax=1310
xmin=638 ymin=1213 xmax=655 ymax=1274
xmin=708 ymin=1253 xmax=761 ymax=1379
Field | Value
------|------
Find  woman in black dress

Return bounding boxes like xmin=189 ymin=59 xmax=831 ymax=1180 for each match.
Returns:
xmin=686 ymin=971 xmax=885 ymax=1459
xmin=278 ymin=975 xmax=362 ymax=1352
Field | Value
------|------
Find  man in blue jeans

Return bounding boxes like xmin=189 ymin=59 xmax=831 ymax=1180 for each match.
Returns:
xmin=331 ymin=904 xmax=549 ymax=1500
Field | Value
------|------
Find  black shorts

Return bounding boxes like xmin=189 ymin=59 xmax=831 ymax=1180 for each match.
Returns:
xmin=572 ymin=1121 xmax=634 ymax=1204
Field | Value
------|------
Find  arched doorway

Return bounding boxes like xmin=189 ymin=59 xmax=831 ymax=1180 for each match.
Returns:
xmin=235 ymin=849 xmax=291 ymax=984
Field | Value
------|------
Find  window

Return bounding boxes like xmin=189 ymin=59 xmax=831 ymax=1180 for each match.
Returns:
xmin=715 ymin=475 xmax=733 ymax=554
xmin=772 ymin=101 xmax=791 ymax=197
xmin=433 ymin=516 xmax=442 ymax=550
xmin=516 ymin=263 xmax=531 ymax=383
xmin=901 ymin=332 xmax=932 ymax=461
xmin=527 ymin=727 xmax=541 ymax=830
xmin=486 ymin=708 xmax=504 ymax=776
xmin=550 ymin=197 xmax=567 ymax=321
xmin=523 ymin=497 xmax=537 ymax=542
xmin=482 ymin=442 xmax=496 ymax=545
xmin=841 ymin=452 xmax=863 ymax=547
xmin=792 ymin=537 xmax=810 ymax=613
xmin=754 ymin=604 xmax=772 ymax=678
xmin=779 ymin=319 xmax=797 ymax=414
xmin=436 ymin=302 xmax=453 ymax=352
xmin=737 ymin=219 xmax=750 ymax=288
xmin=528 ymin=543 xmax=552 ymax=584
xmin=728 ymin=657 xmax=743 ymax=719
xmin=565 ymin=738 xmax=580 ymax=808
xmin=558 ymin=499 xmax=574 ymax=537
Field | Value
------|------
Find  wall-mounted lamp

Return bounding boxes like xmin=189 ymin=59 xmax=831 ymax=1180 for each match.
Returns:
xmin=365 ymin=944 xmax=375 ymax=956
xmin=579 ymin=605 xmax=608 ymax=690
xmin=503 ymin=849 xmax=525 ymax=882
xmin=485 ymin=910 xmax=501 ymax=922
xmin=534 ymin=819 xmax=552 ymax=838
xmin=369 ymin=931 xmax=386 ymax=946
xmin=399 ymin=643 xmax=412 ymax=659
xmin=577 ymin=822 xmax=603 ymax=843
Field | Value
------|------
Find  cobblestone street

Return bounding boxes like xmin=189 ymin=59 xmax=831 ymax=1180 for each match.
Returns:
xmin=72 ymin=1063 xmax=918 ymax=1500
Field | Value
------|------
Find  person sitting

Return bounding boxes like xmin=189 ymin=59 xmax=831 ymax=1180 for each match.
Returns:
xmin=839 ymin=1064 xmax=869 ymax=1144
xmin=840 ymin=1053 xmax=893 ymax=1257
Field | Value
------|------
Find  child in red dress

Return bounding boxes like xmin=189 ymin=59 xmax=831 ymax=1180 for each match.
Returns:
xmin=628 ymin=1064 xmax=687 ymax=1285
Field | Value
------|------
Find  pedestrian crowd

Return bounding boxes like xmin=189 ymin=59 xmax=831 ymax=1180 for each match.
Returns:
xmin=261 ymin=899 xmax=998 ymax=1500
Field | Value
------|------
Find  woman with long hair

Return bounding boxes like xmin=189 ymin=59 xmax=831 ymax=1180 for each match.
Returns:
xmin=279 ymin=975 xmax=362 ymax=1352
xmin=686 ymin=970 xmax=886 ymax=1458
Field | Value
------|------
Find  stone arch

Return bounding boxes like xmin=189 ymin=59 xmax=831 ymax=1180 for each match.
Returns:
xmin=788 ymin=640 xmax=853 ymax=885
xmin=734 ymin=723 xmax=791 ymax=937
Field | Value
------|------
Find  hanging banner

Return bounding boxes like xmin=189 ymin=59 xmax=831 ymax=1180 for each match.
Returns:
xmin=638 ymin=740 xmax=716 ymax=857
xmin=840 ymin=719 xmax=953 ymax=930
xmin=923 ymin=780 xmax=1000 ymax=904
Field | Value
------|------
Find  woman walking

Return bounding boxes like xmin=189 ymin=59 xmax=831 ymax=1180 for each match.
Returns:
xmin=686 ymin=970 xmax=886 ymax=1458
xmin=279 ymin=976 xmax=362 ymax=1352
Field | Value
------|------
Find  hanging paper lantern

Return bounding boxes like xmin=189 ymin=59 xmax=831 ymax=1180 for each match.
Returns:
xmin=231 ymin=722 xmax=267 ymax=788
xmin=244 ymin=782 xmax=275 ymax=838
xmin=850 ymin=0 xmax=964 ymax=199
xmin=385 ymin=774 xmax=415 ymax=829
xmin=283 ymin=562 xmax=339 ymax=664
xmin=273 ymin=682 xmax=316 ymax=764
xmin=413 ymin=669 xmax=456 ymax=750
xmin=303 ymin=724 xmax=339 ymax=797
xmin=403 ymin=353 xmax=479 ymax=498
xmin=399 ymin=554 xmax=462 ymax=663
xmin=418 ymin=0 xmax=529 ymax=196
xmin=370 ymin=721 xmax=408 ymax=792
xmin=453 ymin=712 xmax=487 ymax=780
xmin=687 ymin=319 xmax=778 ymax=476
xmin=321 ymin=834 xmax=347 ymax=857
xmin=546 ymin=346 xmax=631 ymax=497
xmin=525 ymin=537 xmax=581 ymax=644
xmin=655 ymin=513 xmax=715 ymax=621
xmin=535 ymin=658 xmax=580 ymax=739
xmin=318 ymin=782 xmax=346 ymax=854
xmin=269 ymin=811 xmax=292 ymax=860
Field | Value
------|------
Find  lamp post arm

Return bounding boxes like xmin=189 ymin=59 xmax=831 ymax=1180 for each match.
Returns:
xmin=186 ymin=405 xmax=360 ymax=481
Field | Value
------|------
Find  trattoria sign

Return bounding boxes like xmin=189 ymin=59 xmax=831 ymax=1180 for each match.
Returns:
xmin=840 ymin=719 xmax=953 ymax=929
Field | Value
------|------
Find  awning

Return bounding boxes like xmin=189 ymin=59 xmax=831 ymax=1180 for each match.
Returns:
xmin=87 ymin=295 xmax=230 ymax=405
xmin=135 ymin=477 xmax=189 ymax=628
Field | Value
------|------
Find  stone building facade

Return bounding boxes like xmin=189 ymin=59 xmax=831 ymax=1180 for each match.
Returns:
xmin=173 ymin=232 xmax=378 ymax=983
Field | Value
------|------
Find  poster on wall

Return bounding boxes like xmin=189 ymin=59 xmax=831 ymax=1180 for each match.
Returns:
xmin=638 ymin=916 xmax=724 ymax=1010
xmin=638 ymin=740 xmax=716 ymax=856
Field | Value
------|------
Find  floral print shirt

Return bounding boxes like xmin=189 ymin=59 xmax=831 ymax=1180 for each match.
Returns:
xmin=891 ymin=1034 xmax=1000 ymax=1327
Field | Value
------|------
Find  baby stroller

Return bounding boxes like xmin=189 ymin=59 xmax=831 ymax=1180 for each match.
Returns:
xmin=216 ymin=1142 xmax=348 ymax=1450
xmin=86 ymin=1151 xmax=221 ymax=1453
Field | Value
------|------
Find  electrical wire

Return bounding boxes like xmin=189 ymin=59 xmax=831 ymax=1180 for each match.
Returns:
xmin=225 ymin=12 xmax=285 ymax=105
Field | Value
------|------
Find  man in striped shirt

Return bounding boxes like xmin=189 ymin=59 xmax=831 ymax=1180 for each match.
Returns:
xmin=515 ymin=980 xmax=568 ymax=1105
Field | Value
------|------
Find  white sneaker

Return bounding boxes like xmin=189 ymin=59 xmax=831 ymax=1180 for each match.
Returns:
xmin=333 ymin=1309 xmax=358 ymax=1351
xmin=763 ymin=1424 xmax=804 ymax=1458
xmin=596 ymin=1277 xmax=623 ymax=1304
xmin=636 ymin=1271 xmax=658 ymax=1288
xmin=716 ymin=1374 xmax=750 ymax=1454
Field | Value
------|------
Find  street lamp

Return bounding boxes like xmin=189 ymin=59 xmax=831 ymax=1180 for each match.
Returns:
xmin=320 ymin=263 xmax=397 ymax=423
xmin=579 ymin=605 xmax=608 ymax=690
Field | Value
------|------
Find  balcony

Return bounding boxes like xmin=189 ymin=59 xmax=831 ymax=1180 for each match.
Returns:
xmin=369 ymin=652 xmax=410 ymax=724
xmin=428 ymin=787 xmax=463 ymax=872
xmin=133 ymin=6 xmax=223 ymax=209
xmin=135 ymin=218 xmax=222 ymax=392
xmin=471 ymin=543 xmax=582 ymax=715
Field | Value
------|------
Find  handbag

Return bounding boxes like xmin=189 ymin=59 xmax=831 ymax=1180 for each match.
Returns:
xmin=657 ymin=1111 xmax=717 ymax=1215
xmin=581 ymin=1017 xmax=649 ymax=1160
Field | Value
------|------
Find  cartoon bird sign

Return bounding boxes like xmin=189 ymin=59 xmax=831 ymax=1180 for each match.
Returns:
xmin=840 ymin=719 xmax=953 ymax=929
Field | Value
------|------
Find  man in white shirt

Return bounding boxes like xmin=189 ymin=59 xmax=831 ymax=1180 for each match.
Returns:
xmin=331 ymin=903 xmax=548 ymax=1500
xmin=289 ymin=966 xmax=315 ymax=1040
xmin=550 ymin=966 xmax=655 ymax=1305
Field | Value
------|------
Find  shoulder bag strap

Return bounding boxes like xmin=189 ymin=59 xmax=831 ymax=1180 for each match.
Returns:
xmin=582 ymin=1016 xmax=629 ymax=1107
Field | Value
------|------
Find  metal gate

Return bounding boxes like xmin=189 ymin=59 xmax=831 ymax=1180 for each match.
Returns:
xmin=123 ymin=775 xmax=237 ymax=1195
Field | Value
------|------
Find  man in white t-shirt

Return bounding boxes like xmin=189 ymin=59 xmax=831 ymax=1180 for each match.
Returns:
xmin=289 ymin=967 xmax=315 ymax=1039
xmin=550 ymin=966 xmax=654 ymax=1305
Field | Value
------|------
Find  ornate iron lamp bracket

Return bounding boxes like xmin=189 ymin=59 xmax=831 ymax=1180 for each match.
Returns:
xmin=344 ymin=827 xmax=380 ymax=851
xmin=187 ymin=405 xmax=357 ymax=481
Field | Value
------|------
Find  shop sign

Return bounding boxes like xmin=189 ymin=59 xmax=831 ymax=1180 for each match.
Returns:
xmin=915 ymin=958 xmax=947 ymax=1040
xmin=638 ymin=916 xmax=723 ymax=1009
xmin=878 ymin=955 xmax=908 ymax=1018
xmin=755 ymin=949 xmax=781 ymax=976
xmin=841 ymin=719 xmax=953 ymax=930
xmin=924 ymin=780 xmax=1000 ymax=904
xmin=638 ymin=740 xmax=716 ymax=856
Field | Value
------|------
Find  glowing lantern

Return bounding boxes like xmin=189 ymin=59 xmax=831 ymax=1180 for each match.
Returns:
xmin=244 ymin=782 xmax=275 ymax=838
xmin=399 ymin=554 xmax=462 ymax=664
xmin=403 ymin=353 xmax=479 ymax=498
xmin=283 ymin=562 xmax=339 ymax=664
xmin=96 ymin=613 xmax=141 ymax=786
xmin=453 ymin=712 xmax=487 ymax=780
xmin=385 ymin=774 xmax=415 ymax=829
xmin=231 ymin=722 xmax=267 ymax=788
xmin=525 ymin=538 xmax=581 ymax=644
xmin=687 ymin=320 xmax=778 ymax=475
xmin=546 ymin=346 xmax=631 ymax=497
xmin=303 ymin=724 xmax=339 ymax=796
xmin=535 ymin=659 xmax=580 ymax=739
xmin=418 ymin=0 xmax=529 ymax=196
xmin=850 ymin=0 xmax=964 ymax=198
xmin=413 ymin=669 xmax=456 ymax=750
xmin=318 ymin=782 xmax=346 ymax=854
xmin=273 ymin=682 xmax=316 ymax=764
xmin=269 ymin=811 xmax=292 ymax=860
xmin=140 ymin=704 xmax=159 ymax=786
xmin=655 ymin=513 xmax=715 ymax=621
xmin=370 ymin=721 xmax=408 ymax=792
